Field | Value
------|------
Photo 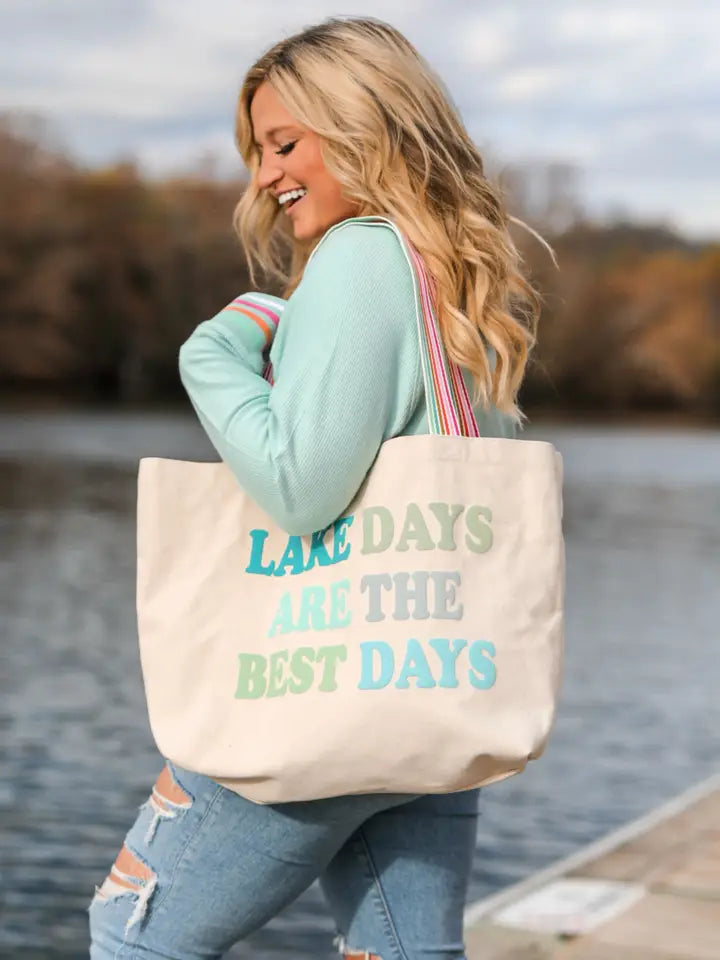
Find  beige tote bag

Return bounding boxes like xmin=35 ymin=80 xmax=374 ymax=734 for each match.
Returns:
xmin=136 ymin=216 xmax=565 ymax=804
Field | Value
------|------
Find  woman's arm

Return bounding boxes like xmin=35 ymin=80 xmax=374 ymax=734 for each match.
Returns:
xmin=178 ymin=221 xmax=421 ymax=536
xmin=181 ymin=291 xmax=284 ymax=374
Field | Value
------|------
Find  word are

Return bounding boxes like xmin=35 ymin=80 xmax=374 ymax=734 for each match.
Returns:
xmin=268 ymin=579 xmax=351 ymax=636
xmin=266 ymin=571 xmax=464 ymax=637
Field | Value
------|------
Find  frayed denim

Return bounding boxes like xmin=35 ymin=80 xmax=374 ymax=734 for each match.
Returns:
xmin=89 ymin=760 xmax=478 ymax=959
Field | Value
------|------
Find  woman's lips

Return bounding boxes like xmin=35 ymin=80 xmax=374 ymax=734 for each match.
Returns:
xmin=285 ymin=193 xmax=306 ymax=215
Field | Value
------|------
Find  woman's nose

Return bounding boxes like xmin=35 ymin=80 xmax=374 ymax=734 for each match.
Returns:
xmin=256 ymin=154 xmax=283 ymax=191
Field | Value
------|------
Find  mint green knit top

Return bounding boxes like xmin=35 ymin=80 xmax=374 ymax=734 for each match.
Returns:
xmin=178 ymin=216 xmax=517 ymax=537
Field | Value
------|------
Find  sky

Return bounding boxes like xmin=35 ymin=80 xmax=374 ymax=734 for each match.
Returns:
xmin=1 ymin=0 xmax=718 ymax=240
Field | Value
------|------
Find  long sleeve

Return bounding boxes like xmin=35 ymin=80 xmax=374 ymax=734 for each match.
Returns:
xmin=178 ymin=221 xmax=423 ymax=537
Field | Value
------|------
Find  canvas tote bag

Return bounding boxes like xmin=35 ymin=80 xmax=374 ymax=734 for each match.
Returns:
xmin=136 ymin=216 xmax=565 ymax=804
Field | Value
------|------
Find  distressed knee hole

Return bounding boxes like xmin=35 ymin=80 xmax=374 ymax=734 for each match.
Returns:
xmin=334 ymin=934 xmax=382 ymax=959
xmin=91 ymin=843 xmax=158 ymax=936
xmin=141 ymin=761 xmax=193 ymax=843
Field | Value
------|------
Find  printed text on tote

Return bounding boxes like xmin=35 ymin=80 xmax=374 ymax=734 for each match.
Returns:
xmin=236 ymin=502 xmax=496 ymax=698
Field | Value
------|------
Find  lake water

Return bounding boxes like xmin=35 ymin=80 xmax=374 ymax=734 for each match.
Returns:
xmin=1 ymin=412 xmax=719 ymax=959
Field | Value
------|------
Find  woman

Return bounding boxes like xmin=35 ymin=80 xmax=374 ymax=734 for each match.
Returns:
xmin=89 ymin=15 xmax=549 ymax=960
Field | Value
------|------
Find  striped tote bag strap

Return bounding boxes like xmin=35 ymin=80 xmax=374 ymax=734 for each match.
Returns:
xmin=357 ymin=216 xmax=480 ymax=437
xmin=263 ymin=216 xmax=481 ymax=437
xmin=402 ymin=239 xmax=480 ymax=438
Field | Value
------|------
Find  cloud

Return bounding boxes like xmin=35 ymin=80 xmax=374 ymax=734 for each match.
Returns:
xmin=0 ymin=0 xmax=717 ymax=237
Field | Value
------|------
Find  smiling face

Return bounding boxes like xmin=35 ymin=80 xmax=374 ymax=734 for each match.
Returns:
xmin=250 ymin=80 xmax=361 ymax=242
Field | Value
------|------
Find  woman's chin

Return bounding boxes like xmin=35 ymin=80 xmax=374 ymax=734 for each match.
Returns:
xmin=289 ymin=207 xmax=357 ymax=242
xmin=291 ymin=212 xmax=324 ymax=242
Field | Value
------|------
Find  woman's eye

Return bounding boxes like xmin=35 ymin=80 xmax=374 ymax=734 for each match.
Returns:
xmin=275 ymin=141 xmax=296 ymax=156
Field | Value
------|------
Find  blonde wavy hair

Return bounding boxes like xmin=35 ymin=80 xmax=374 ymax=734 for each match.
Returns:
xmin=233 ymin=15 xmax=556 ymax=424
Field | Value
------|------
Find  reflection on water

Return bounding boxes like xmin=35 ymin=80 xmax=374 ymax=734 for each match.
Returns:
xmin=1 ymin=417 xmax=719 ymax=959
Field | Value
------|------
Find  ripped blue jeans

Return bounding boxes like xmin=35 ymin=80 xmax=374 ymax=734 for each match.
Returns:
xmin=88 ymin=760 xmax=479 ymax=959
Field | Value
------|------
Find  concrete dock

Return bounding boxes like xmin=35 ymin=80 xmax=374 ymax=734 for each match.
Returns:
xmin=465 ymin=773 xmax=720 ymax=959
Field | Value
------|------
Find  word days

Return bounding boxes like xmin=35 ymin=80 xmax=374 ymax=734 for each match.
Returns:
xmin=235 ymin=501 xmax=497 ymax=699
xmin=245 ymin=502 xmax=493 ymax=578
xmin=234 ymin=638 xmax=496 ymax=699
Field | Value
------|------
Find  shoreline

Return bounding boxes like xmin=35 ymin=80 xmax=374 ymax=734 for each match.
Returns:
xmin=0 ymin=394 xmax=718 ymax=431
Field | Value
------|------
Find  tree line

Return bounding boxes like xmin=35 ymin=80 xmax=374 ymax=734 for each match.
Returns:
xmin=1 ymin=114 xmax=718 ymax=418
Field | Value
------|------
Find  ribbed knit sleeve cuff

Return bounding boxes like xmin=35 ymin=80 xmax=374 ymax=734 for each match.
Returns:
xmin=219 ymin=293 xmax=281 ymax=351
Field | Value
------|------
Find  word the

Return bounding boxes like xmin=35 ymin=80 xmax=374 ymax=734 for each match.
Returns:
xmin=361 ymin=571 xmax=462 ymax=622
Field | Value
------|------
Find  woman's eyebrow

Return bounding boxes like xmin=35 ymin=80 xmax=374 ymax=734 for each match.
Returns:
xmin=252 ymin=125 xmax=298 ymax=147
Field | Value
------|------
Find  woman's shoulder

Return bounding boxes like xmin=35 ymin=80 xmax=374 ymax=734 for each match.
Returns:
xmin=305 ymin=215 xmax=413 ymax=285
xmin=278 ymin=216 xmax=420 ymax=367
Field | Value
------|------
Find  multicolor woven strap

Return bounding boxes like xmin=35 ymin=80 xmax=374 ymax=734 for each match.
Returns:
xmin=401 ymin=236 xmax=480 ymax=438
xmin=354 ymin=217 xmax=480 ymax=437
xmin=265 ymin=215 xmax=481 ymax=437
